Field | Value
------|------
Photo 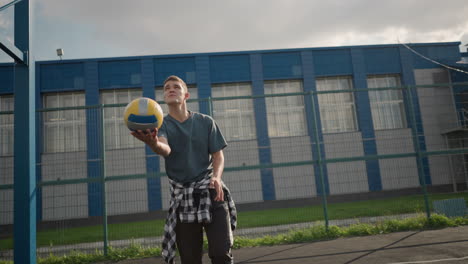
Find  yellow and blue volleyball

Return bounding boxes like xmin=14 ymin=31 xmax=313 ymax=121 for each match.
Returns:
xmin=123 ymin=97 xmax=164 ymax=131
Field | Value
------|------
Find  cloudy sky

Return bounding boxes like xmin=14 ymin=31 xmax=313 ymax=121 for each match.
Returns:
xmin=0 ymin=0 xmax=467 ymax=62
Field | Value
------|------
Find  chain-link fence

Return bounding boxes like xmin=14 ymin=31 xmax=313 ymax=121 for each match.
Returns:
xmin=1 ymin=82 xmax=468 ymax=260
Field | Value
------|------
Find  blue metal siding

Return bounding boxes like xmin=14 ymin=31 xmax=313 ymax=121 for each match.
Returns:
xmin=40 ymin=63 xmax=85 ymax=92
xmin=98 ymin=60 xmax=141 ymax=88
xmin=28 ymin=42 xmax=464 ymax=222
xmin=250 ymin=54 xmax=275 ymax=200
xmin=209 ymin=55 xmax=251 ymax=83
xmin=262 ymin=52 xmax=302 ymax=79
xmin=313 ymin=49 xmax=353 ymax=76
xmin=364 ymin=47 xmax=401 ymax=74
xmin=412 ymin=45 xmax=461 ymax=69
xmin=0 ymin=66 xmax=14 ymax=94
xmin=154 ymin=57 xmax=196 ymax=85
xmin=301 ymin=51 xmax=330 ymax=195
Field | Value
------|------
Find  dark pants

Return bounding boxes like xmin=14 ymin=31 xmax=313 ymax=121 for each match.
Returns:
xmin=174 ymin=189 xmax=233 ymax=264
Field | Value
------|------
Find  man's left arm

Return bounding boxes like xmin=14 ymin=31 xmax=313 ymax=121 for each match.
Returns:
xmin=210 ymin=150 xmax=225 ymax=201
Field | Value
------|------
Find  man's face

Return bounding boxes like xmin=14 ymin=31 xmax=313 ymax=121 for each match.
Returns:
xmin=163 ymin=80 xmax=189 ymax=105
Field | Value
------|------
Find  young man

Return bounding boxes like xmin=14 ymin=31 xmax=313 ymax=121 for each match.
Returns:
xmin=131 ymin=75 xmax=236 ymax=264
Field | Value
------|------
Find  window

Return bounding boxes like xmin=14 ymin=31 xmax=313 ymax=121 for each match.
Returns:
xmin=265 ymin=80 xmax=307 ymax=137
xmin=101 ymin=89 xmax=142 ymax=149
xmin=155 ymin=86 xmax=199 ymax=114
xmin=0 ymin=95 xmax=14 ymax=156
xmin=212 ymin=83 xmax=256 ymax=141
xmin=367 ymin=75 xmax=406 ymax=130
xmin=316 ymin=76 xmax=357 ymax=133
xmin=43 ymin=92 xmax=86 ymax=153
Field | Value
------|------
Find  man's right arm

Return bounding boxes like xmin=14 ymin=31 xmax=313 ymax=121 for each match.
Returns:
xmin=151 ymin=136 xmax=171 ymax=157
xmin=131 ymin=129 xmax=171 ymax=157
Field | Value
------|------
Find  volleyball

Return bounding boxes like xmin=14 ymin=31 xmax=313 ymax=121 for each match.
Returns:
xmin=123 ymin=97 xmax=164 ymax=132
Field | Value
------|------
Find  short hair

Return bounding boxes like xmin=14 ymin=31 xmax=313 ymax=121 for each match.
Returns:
xmin=163 ymin=75 xmax=188 ymax=92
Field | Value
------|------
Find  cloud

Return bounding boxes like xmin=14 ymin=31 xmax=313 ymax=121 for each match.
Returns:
xmin=461 ymin=33 xmax=468 ymax=51
xmin=0 ymin=8 xmax=14 ymax=62
xmin=2 ymin=0 xmax=468 ymax=60
xmin=0 ymin=8 xmax=13 ymax=39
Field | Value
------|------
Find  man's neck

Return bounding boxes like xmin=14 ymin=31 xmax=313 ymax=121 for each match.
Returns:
xmin=168 ymin=104 xmax=190 ymax=122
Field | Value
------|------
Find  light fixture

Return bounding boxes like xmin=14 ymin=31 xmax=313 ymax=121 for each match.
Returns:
xmin=56 ymin=48 xmax=64 ymax=60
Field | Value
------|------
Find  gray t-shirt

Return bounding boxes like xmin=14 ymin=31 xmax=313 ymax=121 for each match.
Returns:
xmin=158 ymin=111 xmax=227 ymax=184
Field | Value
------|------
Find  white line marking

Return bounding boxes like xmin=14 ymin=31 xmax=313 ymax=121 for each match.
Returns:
xmin=387 ymin=256 xmax=468 ymax=264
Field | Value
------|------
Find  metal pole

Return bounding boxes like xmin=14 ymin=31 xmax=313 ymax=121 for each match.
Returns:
xmin=309 ymin=93 xmax=329 ymax=229
xmin=100 ymin=104 xmax=109 ymax=255
xmin=208 ymin=96 xmax=213 ymax=116
xmin=0 ymin=0 xmax=24 ymax=12
xmin=13 ymin=1 xmax=37 ymax=263
xmin=461 ymin=139 xmax=468 ymax=191
xmin=444 ymin=135 xmax=457 ymax=192
xmin=406 ymin=85 xmax=431 ymax=218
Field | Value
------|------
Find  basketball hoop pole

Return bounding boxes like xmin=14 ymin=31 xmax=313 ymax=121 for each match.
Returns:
xmin=12 ymin=0 xmax=37 ymax=264
xmin=0 ymin=34 xmax=26 ymax=64
xmin=0 ymin=0 xmax=28 ymax=65
xmin=0 ymin=0 xmax=24 ymax=12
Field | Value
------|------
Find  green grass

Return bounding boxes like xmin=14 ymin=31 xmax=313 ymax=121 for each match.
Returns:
xmin=0 ymin=242 xmax=161 ymax=264
xmin=1 ymin=192 xmax=467 ymax=250
xmin=233 ymin=192 xmax=468 ymax=228
xmin=233 ymin=214 xmax=468 ymax=249
xmin=0 ymin=219 xmax=166 ymax=250
xmin=1 ymin=214 xmax=466 ymax=264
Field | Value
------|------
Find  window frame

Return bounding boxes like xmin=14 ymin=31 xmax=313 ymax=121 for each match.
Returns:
xmin=316 ymin=76 xmax=358 ymax=134
xmin=211 ymin=82 xmax=257 ymax=141
xmin=367 ymin=74 xmax=407 ymax=130
xmin=42 ymin=91 xmax=86 ymax=153
xmin=100 ymin=88 xmax=143 ymax=150
xmin=0 ymin=95 xmax=14 ymax=156
xmin=264 ymin=79 xmax=308 ymax=138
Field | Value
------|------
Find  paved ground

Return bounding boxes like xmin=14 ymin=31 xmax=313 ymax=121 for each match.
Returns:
xmin=27 ymin=213 xmax=418 ymax=258
xmin=102 ymin=226 xmax=468 ymax=264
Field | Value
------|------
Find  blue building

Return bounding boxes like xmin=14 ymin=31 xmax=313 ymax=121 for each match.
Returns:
xmin=1 ymin=41 xmax=468 ymax=225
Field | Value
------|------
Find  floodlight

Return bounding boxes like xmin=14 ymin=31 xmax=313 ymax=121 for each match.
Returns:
xmin=56 ymin=48 xmax=64 ymax=60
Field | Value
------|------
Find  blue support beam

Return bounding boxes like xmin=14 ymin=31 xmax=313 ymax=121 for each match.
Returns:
xmin=35 ymin=65 xmax=43 ymax=222
xmin=195 ymin=56 xmax=212 ymax=115
xmin=250 ymin=54 xmax=276 ymax=201
xmin=141 ymin=58 xmax=162 ymax=211
xmin=12 ymin=1 xmax=37 ymax=263
xmin=0 ymin=0 xmax=24 ymax=12
xmin=0 ymin=34 xmax=26 ymax=64
xmin=84 ymin=61 xmax=104 ymax=217
xmin=351 ymin=48 xmax=382 ymax=191
xmin=301 ymin=51 xmax=330 ymax=195
xmin=0 ymin=32 xmax=27 ymax=64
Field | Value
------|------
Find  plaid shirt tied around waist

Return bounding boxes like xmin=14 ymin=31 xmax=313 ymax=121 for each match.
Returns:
xmin=162 ymin=175 xmax=237 ymax=263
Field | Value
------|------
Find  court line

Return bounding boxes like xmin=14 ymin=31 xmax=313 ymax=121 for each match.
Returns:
xmin=343 ymin=232 xmax=419 ymax=264
xmin=236 ymin=239 xmax=468 ymax=263
xmin=387 ymin=256 xmax=468 ymax=264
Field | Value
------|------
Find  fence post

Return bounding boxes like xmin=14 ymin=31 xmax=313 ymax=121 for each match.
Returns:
xmin=207 ymin=96 xmax=213 ymax=116
xmin=406 ymin=85 xmax=431 ymax=218
xmin=100 ymin=104 xmax=109 ymax=254
xmin=309 ymin=92 xmax=329 ymax=229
